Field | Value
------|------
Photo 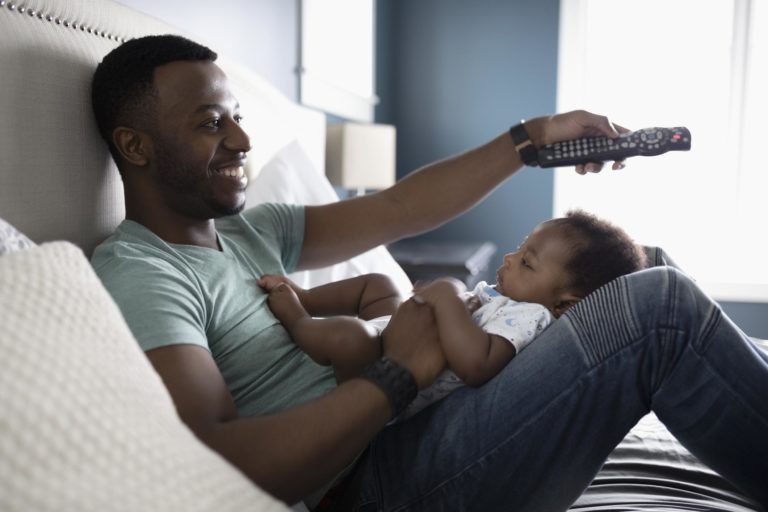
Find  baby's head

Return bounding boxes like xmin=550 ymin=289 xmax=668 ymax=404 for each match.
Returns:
xmin=495 ymin=209 xmax=647 ymax=317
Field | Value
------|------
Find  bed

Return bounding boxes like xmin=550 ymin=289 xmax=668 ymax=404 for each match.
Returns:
xmin=0 ymin=1 xmax=764 ymax=510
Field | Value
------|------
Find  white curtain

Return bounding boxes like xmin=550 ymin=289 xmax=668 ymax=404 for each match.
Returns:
xmin=555 ymin=0 xmax=768 ymax=302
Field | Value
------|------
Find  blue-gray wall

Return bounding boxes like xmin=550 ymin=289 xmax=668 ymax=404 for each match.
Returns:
xmin=377 ymin=0 xmax=559 ymax=260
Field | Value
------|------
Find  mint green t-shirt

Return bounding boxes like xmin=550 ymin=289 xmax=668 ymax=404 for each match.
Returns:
xmin=91 ymin=203 xmax=337 ymax=417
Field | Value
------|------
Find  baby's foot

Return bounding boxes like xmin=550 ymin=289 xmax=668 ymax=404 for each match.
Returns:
xmin=267 ymin=283 xmax=311 ymax=330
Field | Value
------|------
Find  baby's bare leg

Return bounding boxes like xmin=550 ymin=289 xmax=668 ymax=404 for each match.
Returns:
xmin=354 ymin=273 xmax=402 ymax=320
xmin=268 ymin=284 xmax=382 ymax=381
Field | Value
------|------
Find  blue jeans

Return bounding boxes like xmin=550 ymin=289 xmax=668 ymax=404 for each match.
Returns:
xmin=352 ymin=266 xmax=768 ymax=511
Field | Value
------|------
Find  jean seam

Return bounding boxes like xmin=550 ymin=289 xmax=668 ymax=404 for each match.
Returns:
xmin=566 ymin=276 xmax=641 ymax=369
xmin=689 ymin=327 xmax=768 ymax=430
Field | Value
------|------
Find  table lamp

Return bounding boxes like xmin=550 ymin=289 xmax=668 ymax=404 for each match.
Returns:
xmin=325 ymin=122 xmax=396 ymax=195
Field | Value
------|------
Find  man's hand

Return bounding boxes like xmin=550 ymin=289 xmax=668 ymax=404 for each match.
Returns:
xmin=525 ymin=110 xmax=631 ymax=174
xmin=381 ymin=298 xmax=445 ymax=390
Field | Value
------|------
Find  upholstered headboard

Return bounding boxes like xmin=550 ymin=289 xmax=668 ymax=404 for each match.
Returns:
xmin=0 ymin=0 xmax=325 ymax=256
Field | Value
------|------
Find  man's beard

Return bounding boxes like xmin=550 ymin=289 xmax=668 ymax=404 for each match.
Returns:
xmin=153 ymin=143 xmax=245 ymax=218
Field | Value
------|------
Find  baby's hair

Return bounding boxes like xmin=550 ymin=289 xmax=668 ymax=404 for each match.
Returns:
xmin=549 ymin=209 xmax=648 ymax=297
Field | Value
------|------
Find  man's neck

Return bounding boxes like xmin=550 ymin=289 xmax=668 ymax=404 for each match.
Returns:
xmin=125 ymin=204 xmax=220 ymax=250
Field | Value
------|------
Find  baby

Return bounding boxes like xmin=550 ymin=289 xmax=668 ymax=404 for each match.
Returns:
xmin=259 ymin=209 xmax=647 ymax=418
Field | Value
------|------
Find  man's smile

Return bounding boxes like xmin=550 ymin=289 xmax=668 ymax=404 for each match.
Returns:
xmin=213 ymin=165 xmax=245 ymax=178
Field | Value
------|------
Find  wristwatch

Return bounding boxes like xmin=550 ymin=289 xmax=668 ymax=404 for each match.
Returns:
xmin=509 ymin=121 xmax=539 ymax=167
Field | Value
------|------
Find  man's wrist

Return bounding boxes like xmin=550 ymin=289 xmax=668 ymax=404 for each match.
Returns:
xmin=359 ymin=357 xmax=418 ymax=418
xmin=521 ymin=115 xmax=549 ymax=147
xmin=509 ymin=121 xmax=540 ymax=167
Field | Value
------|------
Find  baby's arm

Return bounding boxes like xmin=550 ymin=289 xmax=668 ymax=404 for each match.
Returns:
xmin=258 ymin=273 xmax=401 ymax=320
xmin=414 ymin=278 xmax=516 ymax=387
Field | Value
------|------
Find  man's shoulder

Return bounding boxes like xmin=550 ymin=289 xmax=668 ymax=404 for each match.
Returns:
xmin=91 ymin=221 xmax=185 ymax=279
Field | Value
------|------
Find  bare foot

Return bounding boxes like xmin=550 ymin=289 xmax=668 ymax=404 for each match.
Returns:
xmin=267 ymin=283 xmax=311 ymax=330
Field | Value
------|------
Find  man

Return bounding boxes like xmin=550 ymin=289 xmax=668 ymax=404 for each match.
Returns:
xmin=91 ymin=35 xmax=768 ymax=511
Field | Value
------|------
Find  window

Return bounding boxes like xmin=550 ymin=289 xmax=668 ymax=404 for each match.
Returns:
xmin=299 ymin=0 xmax=377 ymax=121
xmin=555 ymin=0 xmax=768 ymax=302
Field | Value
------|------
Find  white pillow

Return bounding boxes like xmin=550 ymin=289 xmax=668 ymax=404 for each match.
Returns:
xmin=0 ymin=242 xmax=288 ymax=512
xmin=0 ymin=217 xmax=36 ymax=256
xmin=246 ymin=140 xmax=413 ymax=295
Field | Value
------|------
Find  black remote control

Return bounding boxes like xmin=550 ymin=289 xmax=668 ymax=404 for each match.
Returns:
xmin=537 ymin=126 xmax=691 ymax=168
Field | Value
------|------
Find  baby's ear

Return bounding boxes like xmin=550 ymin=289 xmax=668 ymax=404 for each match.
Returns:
xmin=553 ymin=292 xmax=582 ymax=317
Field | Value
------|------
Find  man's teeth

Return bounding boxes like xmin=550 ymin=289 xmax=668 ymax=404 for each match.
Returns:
xmin=217 ymin=166 xmax=245 ymax=178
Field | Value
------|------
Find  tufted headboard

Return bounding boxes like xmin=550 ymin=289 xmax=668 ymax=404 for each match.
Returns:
xmin=0 ymin=0 xmax=325 ymax=256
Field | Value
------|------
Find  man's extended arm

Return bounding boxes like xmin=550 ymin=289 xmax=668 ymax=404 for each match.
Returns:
xmin=297 ymin=111 xmax=625 ymax=270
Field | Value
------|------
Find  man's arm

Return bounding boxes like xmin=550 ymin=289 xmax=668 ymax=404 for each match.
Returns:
xmin=144 ymin=298 xmax=442 ymax=505
xmin=415 ymin=279 xmax=516 ymax=386
xmin=297 ymin=111 xmax=625 ymax=270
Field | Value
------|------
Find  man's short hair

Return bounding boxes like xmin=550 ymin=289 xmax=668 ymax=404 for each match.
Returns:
xmin=91 ymin=34 xmax=217 ymax=166
xmin=550 ymin=209 xmax=648 ymax=296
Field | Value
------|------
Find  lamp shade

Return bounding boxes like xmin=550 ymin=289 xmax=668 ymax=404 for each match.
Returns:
xmin=325 ymin=122 xmax=396 ymax=190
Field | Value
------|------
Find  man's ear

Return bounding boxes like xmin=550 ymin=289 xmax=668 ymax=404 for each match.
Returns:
xmin=553 ymin=292 xmax=582 ymax=318
xmin=112 ymin=127 xmax=151 ymax=166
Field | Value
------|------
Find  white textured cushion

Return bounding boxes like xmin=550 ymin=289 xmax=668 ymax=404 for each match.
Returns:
xmin=0 ymin=242 xmax=288 ymax=512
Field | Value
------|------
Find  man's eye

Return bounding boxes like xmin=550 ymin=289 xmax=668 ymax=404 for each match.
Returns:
xmin=204 ymin=118 xmax=221 ymax=129
xmin=234 ymin=114 xmax=244 ymax=124
xmin=521 ymin=258 xmax=532 ymax=269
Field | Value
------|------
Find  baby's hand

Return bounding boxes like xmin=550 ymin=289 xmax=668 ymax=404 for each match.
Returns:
xmin=464 ymin=294 xmax=483 ymax=314
xmin=258 ymin=274 xmax=302 ymax=294
xmin=413 ymin=277 xmax=466 ymax=306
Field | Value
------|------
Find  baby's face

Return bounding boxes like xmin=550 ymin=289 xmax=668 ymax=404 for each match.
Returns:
xmin=495 ymin=221 xmax=573 ymax=313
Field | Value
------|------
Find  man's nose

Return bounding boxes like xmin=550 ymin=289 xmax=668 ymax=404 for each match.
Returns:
xmin=224 ymin=120 xmax=252 ymax=153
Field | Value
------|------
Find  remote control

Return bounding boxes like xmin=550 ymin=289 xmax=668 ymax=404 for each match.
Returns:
xmin=537 ymin=126 xmax=691 ymax=168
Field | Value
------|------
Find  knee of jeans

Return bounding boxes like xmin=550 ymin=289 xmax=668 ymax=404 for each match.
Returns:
xmin=646 ymin=266 xmax=721 ymax=343
xmin=662 ymin=266 xmax=710 ymax=306
xmin=620 ymin=266 xmax=717 ymax=332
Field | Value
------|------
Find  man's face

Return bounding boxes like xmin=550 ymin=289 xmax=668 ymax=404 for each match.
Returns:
xmin=495 ymin=221 xmax=574 ymax=314
xmin=148 ymin=60 xmax=251 ymax=219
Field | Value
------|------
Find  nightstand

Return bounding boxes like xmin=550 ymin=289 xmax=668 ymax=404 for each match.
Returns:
xmin=387 ymin=240 xmax=498 ymax=289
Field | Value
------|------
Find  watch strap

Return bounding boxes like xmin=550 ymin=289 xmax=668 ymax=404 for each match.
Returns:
xmin=509 ymin=121 xmax=539 ymax=167
xmin=359 ymin=357 xmax=417 ymax=418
